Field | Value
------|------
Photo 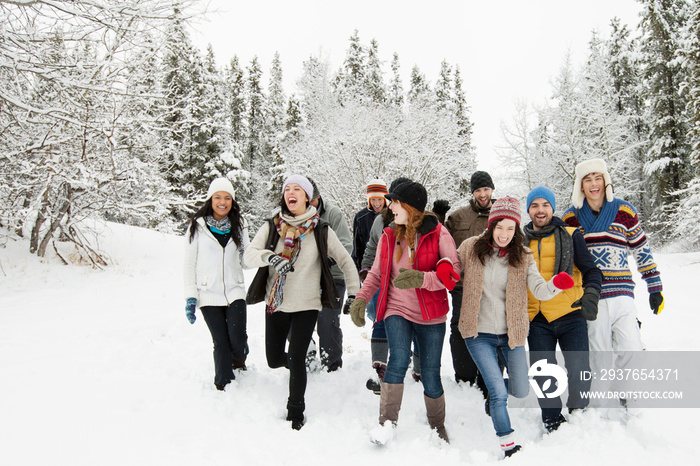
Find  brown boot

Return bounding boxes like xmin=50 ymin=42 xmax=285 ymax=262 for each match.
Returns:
xmin=424 ymin=393 xmax=449 ymax=443
xmin=378 ymin=382 xmax=404 ymax=426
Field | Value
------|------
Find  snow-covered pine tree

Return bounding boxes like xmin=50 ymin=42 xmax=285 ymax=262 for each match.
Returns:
xmin=388 ymin=53 xmax=404 ymax=107
xmin=639 ymin=0 xmax=692 ymax=230
xmin=407 ymin=65 xmax=431 ymax=107
xmin=435 ymin=60 xmax=452 ymax=113
xmin=365 ymin=39 xmax=387 ymax=104
xmin=672 ymin=1 xmax=700 ymax=245
xmin=606 ymin=17 xmax=650 ymax=216
xmin=452 ymin=65 xmax=474 ymax=153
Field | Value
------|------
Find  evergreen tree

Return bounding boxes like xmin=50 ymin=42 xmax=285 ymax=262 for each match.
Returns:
xmin=453 ymin=65 xmax=473 ymax=144
xmin=435 ymin=60 xmax=452 ymax=112
xmin=246 ymin=56 xmax=265 ymax=172
xmin=365 ymin=39 xmax=386 ymax=104
xmin=408 ymin=65 xmax=431 ymax=106
xmin=639 ymin=0 xmax=692 ymax=227
xmin=389 ymin=52 xmax=404 ymax=107
xmin=225 ymin=56 xmax=246 ymax=151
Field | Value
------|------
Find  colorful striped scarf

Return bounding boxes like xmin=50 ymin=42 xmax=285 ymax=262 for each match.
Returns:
xmin=266 ymin=213 xmax=320 ymax=313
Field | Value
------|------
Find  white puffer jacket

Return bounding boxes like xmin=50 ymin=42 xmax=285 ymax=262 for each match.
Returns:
xmin=183 ymin=217 xmax=250 ymax=307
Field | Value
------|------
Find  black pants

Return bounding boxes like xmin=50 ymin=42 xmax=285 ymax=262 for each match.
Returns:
xmin=316 ymin=279 xmax=345 ymax=369
xmin=201 ymin=299 xmax=248 ymax=387
xmin=266 ymin=309 xmax=319 ymax=410
xmin=449 ymin=287 xmax=488 ymax=396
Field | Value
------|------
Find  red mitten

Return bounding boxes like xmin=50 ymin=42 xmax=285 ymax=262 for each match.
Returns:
xmin=552 ymin=271 xmax=574 ymax=290
xmin=436 ymin=260 xmax=459 ymax=291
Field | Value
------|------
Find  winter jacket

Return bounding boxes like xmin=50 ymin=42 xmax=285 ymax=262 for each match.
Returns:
xmin=526 ymin=217 xmax=603 ymax=322
xmin=360 ymin=213 xmax=386 ymax=270
xmin=244 ymin=206 xmax=360 ymax=313
xmin=444 ymin=199 xmax=491 ymax=286
xmin=183 ymin=217 xmax=250 ymax=307
xmin=457 ymin=235 xmax=561 ymax=349
xmin=317 ymin=197 xmax=354 ymax=281
xmin=356 ymin=216 xmax=460 ymax=325
xmin=352 ymin=207 xmax=379 ymax=270
xmin=562 ymin=198 xmax=662 ymax=299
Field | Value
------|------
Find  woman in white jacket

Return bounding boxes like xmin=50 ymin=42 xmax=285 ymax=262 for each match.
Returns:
xmin=184 ymin=178 xmax=249 ymax=391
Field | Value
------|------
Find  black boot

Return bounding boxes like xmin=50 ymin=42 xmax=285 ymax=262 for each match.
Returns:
xmin=286 ymin=400 xmax=305 ymax=430
xmin=544 ymin=413 xmax=567 ymax=433
xmin=504 ymin=445 xmax=522 ymax=458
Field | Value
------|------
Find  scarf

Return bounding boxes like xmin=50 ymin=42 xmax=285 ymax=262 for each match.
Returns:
xmin=266 ymin=212 xmax=320 ymax=313
xmin=523 ymin=223 xmax=574 ymax=276
xmin=576 ymin=198 xmax=622 ymax=234
xmin=205 ymin=215 xmax=231 ymax=234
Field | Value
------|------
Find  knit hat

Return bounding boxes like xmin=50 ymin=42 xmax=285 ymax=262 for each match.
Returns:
xmin=385 ymin=181 xmax=428 ymax=212
xmin=526 ymin=186 xmax=556 ymax=212
xmin=206 ymin=177 xmax=236 ymax=200
xmin=571 ymin=158 xmax=614 ymax=208
xmin=389 ymin=177 xmax=413 ymax=192
xmin=282 ymin=174 xmax=314 ymax=202
xmin=488 ymin=195 xmax=521 ymax=228
xmin=470 ymin=171 xmax=495 ymax=193
xmin=366 ymin=178 xmax=388 ymax=208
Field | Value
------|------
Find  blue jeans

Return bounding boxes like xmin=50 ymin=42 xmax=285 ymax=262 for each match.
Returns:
xmin=383 ymin=315 xmax=445 ymax=398
xmin=528 ymin=316 xmax=591 ymax=421
xmin=466 ymin=333 xmax=529 ymax=437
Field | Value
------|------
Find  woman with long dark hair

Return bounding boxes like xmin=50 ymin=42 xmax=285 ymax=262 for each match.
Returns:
xmin=183 ymin=178 xmax=249 ymax=391
xmin=244 ymin=175 xmax=360 ymax=430
xmin=350 ymin=181 xmax=461 ymax=444
xmin=457 ymin=196 xmax=574 ymax=458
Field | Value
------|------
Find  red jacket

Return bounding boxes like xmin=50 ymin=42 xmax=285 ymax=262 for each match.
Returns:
xmin=374 ymin=220 xmax=451 ymax=322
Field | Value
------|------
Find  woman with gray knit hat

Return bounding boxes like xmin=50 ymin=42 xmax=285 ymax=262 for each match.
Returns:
xmin=244 ymin=175 xmax=360 ymax=430
xmin=183 ymin=177 xmax=250 ymax=392
xmin=349 ymin=180 xmax=461 ymax=445
xmin=457 ymin=195 xmax=574 ymax=458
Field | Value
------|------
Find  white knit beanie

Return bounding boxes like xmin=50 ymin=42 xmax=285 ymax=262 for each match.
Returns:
xmin=571 ymin=158 xmax=614 ymax=208
xmin=282 ymin=175 xmax=314 ymax=201
xmin=206 ymin=177 xmax=236 ymax=200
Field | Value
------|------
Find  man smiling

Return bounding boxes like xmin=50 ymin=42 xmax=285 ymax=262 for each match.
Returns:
xmin=524 ymin=186 xmax=602 ymax=432
xmin=562 ymin=159 xmax=664 ymax=411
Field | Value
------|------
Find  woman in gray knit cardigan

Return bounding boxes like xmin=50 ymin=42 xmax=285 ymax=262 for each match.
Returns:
xmin=457 ymin=196 xmax=574 ymax=459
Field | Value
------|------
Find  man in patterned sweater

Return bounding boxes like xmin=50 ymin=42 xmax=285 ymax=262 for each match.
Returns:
xmin=562 ymin=159 xmax=664 ymax=407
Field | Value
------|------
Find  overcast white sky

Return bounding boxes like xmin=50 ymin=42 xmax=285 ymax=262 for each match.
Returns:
xmin=191 ymin=0 xmax=642 ymax=170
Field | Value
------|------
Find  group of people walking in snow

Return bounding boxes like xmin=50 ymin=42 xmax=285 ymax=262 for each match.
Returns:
xmin=182 ymin=158 xmax=664 ymax=458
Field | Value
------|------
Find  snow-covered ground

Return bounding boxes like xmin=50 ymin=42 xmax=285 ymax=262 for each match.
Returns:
xmin=0 ymin=221 xmax=697 ymax=465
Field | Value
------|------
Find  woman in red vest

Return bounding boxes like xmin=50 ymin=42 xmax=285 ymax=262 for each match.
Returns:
xmin=349 ymin=181 xmax=460 ymax=445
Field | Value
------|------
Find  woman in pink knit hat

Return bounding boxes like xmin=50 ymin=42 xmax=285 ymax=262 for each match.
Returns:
xmin=456 ymin=195 xmax=574 ymax=458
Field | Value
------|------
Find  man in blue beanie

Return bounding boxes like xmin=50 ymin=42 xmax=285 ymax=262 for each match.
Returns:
xmin=523 ymin=186 xmax=603 ymax=432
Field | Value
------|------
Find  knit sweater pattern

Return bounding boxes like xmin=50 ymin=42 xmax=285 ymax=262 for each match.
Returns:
xmin=562 ymin=199 xmax=662 ymax=299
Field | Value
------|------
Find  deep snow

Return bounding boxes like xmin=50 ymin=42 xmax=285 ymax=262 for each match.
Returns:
xmin=0 ymin=220 xmax=697 ymax=465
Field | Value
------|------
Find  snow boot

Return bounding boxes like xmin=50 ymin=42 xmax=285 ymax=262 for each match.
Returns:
xmin=424 ymin=393 xmax=449 ymax=443
xmin=544 ymin=413 xmax=567 ymax=433
xmin=499 ymin=433 xmax=521 ymax=459
xmin=371 ymin=382 xmax=404 ymax=444
xmin=366 ymin=377 xmax=381 ymax=394
xmin=233 ymin=356 xmax=247 ymax=371
xmin=286 ymin=400 xmax=305 ymax=431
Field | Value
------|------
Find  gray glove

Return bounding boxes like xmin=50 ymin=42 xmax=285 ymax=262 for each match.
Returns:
xmin=571 ymin=287 xmax=600 ymax=321
xmin=268 ymin=254 xmax=294 ymax=275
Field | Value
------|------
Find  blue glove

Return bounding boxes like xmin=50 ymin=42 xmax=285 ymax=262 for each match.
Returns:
xmin=185 ymin=297 xmax=197 ymax=324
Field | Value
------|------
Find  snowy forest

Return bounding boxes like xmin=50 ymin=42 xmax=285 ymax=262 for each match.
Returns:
xmin=2 ymin=0 xmax=700 ymax=264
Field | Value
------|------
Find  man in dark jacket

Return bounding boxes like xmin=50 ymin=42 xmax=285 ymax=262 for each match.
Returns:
xmin=444 ymin=171 xmax=494 ymax=392
xmin=352 ymin=179 xmax=388 ymax=272
xmin=308 ymin=178 xmax=355 ymax=372
xmin=524 ymin=186 xmax=603 ymax=432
